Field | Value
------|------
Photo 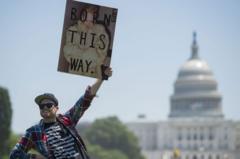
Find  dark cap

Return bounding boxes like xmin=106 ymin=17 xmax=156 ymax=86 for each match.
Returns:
xmin=35 ymin=93 xmax=58 ymax=106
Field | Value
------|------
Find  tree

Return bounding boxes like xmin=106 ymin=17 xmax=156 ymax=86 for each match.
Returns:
xmin=84 ymin=116 xmax=145 ymax=159
xmin=0 ymin=87 xmax=12 ymax=157
xmin=2 ymin=132 xmax=20 ymax=159
xmin=87 ymin=143 xmax=128 ymax=159
xmin=9 ymin=132 xmax=21 ymax=151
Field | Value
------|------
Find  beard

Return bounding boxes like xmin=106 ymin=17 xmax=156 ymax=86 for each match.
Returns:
xmin=40 ymin=109 xmax=56 ymax=119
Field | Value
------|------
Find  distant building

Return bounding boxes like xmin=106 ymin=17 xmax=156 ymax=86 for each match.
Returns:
xmin=126 ymin=33 xmax=240 ymax=159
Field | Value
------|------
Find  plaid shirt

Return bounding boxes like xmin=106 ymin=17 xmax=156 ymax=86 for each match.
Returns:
xmin=10 ymin=87 xmax=94 ymax=159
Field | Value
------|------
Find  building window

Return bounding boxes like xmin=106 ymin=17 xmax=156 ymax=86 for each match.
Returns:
xmin=187 ymin=144 xmax=191 ymax=150
xmin=209 ymin=134 xmax=214 ymax=140
xmin=224 ymin=143 xmax=229 ymax=149
xmin=178 ymin=134 xmax=182 ymax=141
xmin=224 ymin=134 xmax=228 ymax=140
xmin=208 ymin=143 xmax=213 ymax=150
xmin=193 ymin=144 xmax=198 ymax=150
xmin=178 ymin=143 xmax=182 ymax=149
xmin=187 ymin=133 xmax=191 ymax=140
xmin=194 ymin=133 xmax=198 ymax=140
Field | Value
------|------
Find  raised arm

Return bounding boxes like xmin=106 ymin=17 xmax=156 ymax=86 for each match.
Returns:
xmin=63 ymin=67 xmax=112 ymax=125
xmin=91 ymin=67 xmax=112 ymax=95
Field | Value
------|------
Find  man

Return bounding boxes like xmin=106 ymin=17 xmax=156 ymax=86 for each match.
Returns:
xmin=10 ymin=68 xmax=112 ymax=159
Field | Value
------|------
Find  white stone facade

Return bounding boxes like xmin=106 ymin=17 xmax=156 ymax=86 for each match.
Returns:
xmin=127 ymin=119 xmax=240 ymax=159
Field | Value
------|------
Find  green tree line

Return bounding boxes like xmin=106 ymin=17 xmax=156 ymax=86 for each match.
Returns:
xmin=82 ymin=116 xmax=145 ymax=159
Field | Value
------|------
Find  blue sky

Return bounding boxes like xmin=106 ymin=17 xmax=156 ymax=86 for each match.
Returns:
xmin=0 ymin=0 xmax=240 ymax=133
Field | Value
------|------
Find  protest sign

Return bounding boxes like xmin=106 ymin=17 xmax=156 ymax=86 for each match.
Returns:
xmin=58 ymin=0 xmax=118 ymax=79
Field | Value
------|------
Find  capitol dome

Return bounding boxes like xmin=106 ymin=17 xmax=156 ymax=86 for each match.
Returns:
xmin=179 ymin=58 xmax=212 ymax=77
xmin=169 ymin=33 xmax=224 ymax=118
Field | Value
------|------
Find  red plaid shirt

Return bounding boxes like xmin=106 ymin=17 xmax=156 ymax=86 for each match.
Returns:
xmin=10 ymin=87 xmax=94 ymax=159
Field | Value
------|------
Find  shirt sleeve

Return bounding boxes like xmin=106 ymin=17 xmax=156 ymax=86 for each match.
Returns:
xmin=64 ymin=86 xmax=95 ymax=126
xmin=10 ymin=129 xmax=35 ymax=159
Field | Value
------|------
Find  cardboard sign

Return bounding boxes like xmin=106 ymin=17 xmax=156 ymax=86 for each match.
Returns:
xmin=58 ymin=0 xmax=118 ymax=79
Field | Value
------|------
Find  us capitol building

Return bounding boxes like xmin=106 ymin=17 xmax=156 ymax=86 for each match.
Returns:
xmin=126 ymin=33 xmax=240 ymax=159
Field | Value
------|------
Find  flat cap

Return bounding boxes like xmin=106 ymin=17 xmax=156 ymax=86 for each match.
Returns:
xmin=35 ymin=93 xmax=58 ymax=106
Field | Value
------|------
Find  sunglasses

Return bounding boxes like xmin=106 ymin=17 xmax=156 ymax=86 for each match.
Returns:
xmin=39 ymin=103 xmax=55 ymax=109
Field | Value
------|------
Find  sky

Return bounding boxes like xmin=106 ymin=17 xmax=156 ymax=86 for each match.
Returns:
xmin=0 ymin=0 xmax=240 ymax=134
